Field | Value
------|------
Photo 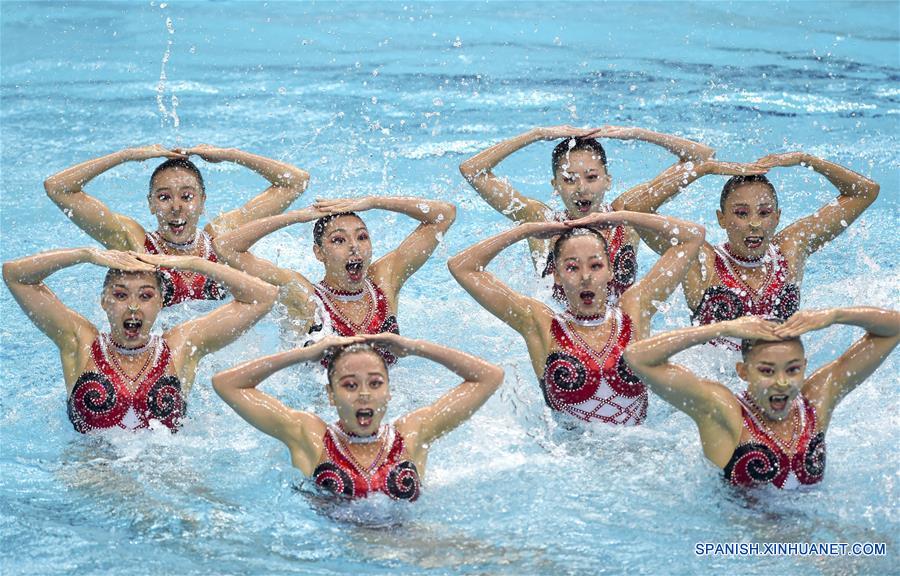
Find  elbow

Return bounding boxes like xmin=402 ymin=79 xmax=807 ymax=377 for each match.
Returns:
xmin=459 ymin=160 xmax=476 ymax=181
xmin=44 ymin=176 xmax=64 ymax=201
xmin=436 ymin=202 xmax=457 ymax=231
xmin=622 ymin=346 xmax=646 ymax=377
xmin=488 ymin=364 xmax=505 ymax=390
xmin=259 ymin=283 xmax=279 ymax=308
xmin=696 ymin=145 xmax=716 ymax=162
xmin=447 ymin=253 xmax=465 ymax=280
xmin=2 ymin=261 xmax=17 ymax=287
xmin=286 ymin=169 xmax=311 ymax=197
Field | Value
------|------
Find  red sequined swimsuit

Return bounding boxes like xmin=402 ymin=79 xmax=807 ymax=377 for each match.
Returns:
xmin=144 ymin=230 xmax=227 ymax=307
xmin=67 ymin=335 xmax=185 ymax=433
xmin=312 ymin=425 xmax=421 ymax=501
xmin=540 ymin=308 xmax=647 ymax=425
xmin=692 ymin=244 xmax=799 ymax=328
xmin=724 ymin=393 xmax=825 ymax=489
xmin=310 ymin=279 xmax=400 ymax=365
xmin=543 ymin=221 xmax=637 ymax=303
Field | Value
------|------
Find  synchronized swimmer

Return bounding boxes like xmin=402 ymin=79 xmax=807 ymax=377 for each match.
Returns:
xmin=4 ymin=129 xmax=896 ymax=501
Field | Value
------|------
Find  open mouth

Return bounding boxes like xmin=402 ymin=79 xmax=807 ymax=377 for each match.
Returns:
xmin=345 ymin=259 xmax=364 ymax=282
xmin=579 ymin=290 xmax=595 ymax=306
xmin=744 ymin=236 xmax=764 ymax=249
xmin=123 ymin=318 xmax=143 ymax=340
xmin=168 ymin=220 xmax=187 ymax=236
xmin=574 ymin=199 xmax=593 ymax=214
xmin=769 ymin=394 xmax=789 ymax=412
xmin=356 ymin=408 xmax=374 ymax=428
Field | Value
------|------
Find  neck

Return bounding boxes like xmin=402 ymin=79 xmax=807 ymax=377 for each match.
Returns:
xmin=723 ymin=242 xmax=767 ymax=266
xmin=108 ymin=334 xmax=153 ymax=355
xmin=321 ymin=273 xmax=366 ymax=294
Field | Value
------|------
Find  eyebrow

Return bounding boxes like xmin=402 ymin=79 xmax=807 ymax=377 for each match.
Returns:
xmin=111 ymin=283 xmax=157 ymax=290
xmin=328 ymin=226 xmax=368 ymax=235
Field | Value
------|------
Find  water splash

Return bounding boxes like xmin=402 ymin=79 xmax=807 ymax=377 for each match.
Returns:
xmin=155 ymin=7 xmax=180 ymax=129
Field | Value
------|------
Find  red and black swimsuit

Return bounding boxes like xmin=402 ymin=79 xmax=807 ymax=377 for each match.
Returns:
xmin=543 ymin=218 xmax=637 ymax=304
xmin=144 ymin=230 xmax=227 ymax=307
xmin=312 ymin=425 xmax=421 ymax=501
xmin=724 ymin=393 xmax=825 ymax=489
xmin=67 ymin=334 xmax=185 ymax=433
xmin=692 ymin=244 xmax=799 ymax=330
xmin=540 ymin=308 xmax=647 ymax=425
xmin=309 ymin=279 xmax=400 ymax=365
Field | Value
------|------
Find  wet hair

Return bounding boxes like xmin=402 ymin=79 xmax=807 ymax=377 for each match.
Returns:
xmin=739 ymin=317 xmax=802 ymax=360
xmin=720 ymin=174 xmax=778 ymax=212
xmin=313 ymin=212 xmax=362 ymax=247
xmin=552 ymin=227 xmax=610 ymax=265
xmin=102 ymin=268 xmax=165 ymax=295
xmin=326 ymin=343 xmax=388 ymax=384
xmin=551 ymin=138 xmax=608 ymax=176
xmin=149 ymin=158 xmax=206 ymax=195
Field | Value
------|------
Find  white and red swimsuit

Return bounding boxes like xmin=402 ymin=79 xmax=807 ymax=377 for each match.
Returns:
xmin=67 ymin=334 xmax=185 ymax=433
xmin=144 ymin=230 xmax=227 ymax=307
xmin=540 ymin=308 xmax=647 ymax=425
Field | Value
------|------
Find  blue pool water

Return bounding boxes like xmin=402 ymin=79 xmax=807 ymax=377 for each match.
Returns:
xmin=1 ymin=2 xmax=898 ymax=574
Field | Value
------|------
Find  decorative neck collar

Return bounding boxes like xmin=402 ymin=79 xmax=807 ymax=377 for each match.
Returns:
xmin=563 ymin=307 xmax=610 ymax=327
xmin=319 ymin=281 xmax=366 ymax=302
xmin=722 ymin=243 xmax=768 ymax=268
xmin=161 ymin=230 xmax=200 ymax=251
xmin=334 ymin=422 xmax=384 ymax=444
xmin=107 ymin=334 xmax=154 ymax=356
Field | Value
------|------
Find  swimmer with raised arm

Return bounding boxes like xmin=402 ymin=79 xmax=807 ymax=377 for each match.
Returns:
xmin=212 ymin=333 xmax=503 ymax=500
xmin=44 ymin=144 xmax=308 ymax=306
xmin=619 ymin=152 xmax=879 ymax=336
xmin=213 ymin=196 xmax=455 ymax=364
xmin=460 ymin=125 xmax=714 ymax=301
xmin=624 ymin=309 xmax=899 ymax=488
xmin=3 ymin=248 xmax=277 ymax=432
xmin=449 ymin=212 xmax=704 ymax=426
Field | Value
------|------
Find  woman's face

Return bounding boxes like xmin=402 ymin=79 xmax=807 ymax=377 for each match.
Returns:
xmin=327 ymin=350 xmax=390 ymax=436
xmin=313 ymin=215 xmax=373 ymax=289
xmin=148 ymin=167 xmax=206 ymax=244
xmin=716 ymin=183 xmax=781 ymax=259
xmin=737 ymin=340 xmax=807 ymax=421
xmin=101 ymin=272 xmax=163 ymax=347
xmin=551 ymin=149 xmax=612 ymax=217
xmin=553 ymin=234 xmax=612 ymax=315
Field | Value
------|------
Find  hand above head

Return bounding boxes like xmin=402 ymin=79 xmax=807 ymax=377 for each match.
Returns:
xmin=755 ymin=152 xmax=811 ymax=169
xmin=526 ymin=219 xmax=571 ymax=239
xmin=535 ymin=125 xmax=600 ymax=141
xmin=306 ymin=335 xmax=366 ymax=361
xmin=584 ymin=125 xmax=641 ymax=140
xmin=697 ymin=159 xmax=769 ymax=177
xmin=772 ymin=309 xmax=838 ymax=339
xmin=176 ymin=144 xmax=233 ymax=163
xmin=312 ymin=197 xmax=375 ymax=215
xmin=565 ymin=211 xmax=619 ymax=230
xmin=87 ymin=248 xmax=157 ymax=272
xmin=725 ymin=316 xmax=783 ymax=341
xmin=127 ymin=144 xmax=187 ymax=162
xmin=131 ymin=251 xmax=198 ymax=269
xmin=356 ymin=332 xmax=420 ymax=359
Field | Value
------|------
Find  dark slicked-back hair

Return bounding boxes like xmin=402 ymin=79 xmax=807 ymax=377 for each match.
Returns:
xmin=552 ymin=226 xmax=610 ymax=265
xmin=720 ymin=174 xmax=778 ymax=212
xmin=102 ymin=268 xmax=165 ymax=295
xmin=313 ymin=212 xmax=362 ymax=246
xmin=551 ymin=138 xmax=608 ymax=176
xmin=326 ymin=343 xmax=388 ymax=384
xmin=149 ymin=158 xmax=206 ymax=195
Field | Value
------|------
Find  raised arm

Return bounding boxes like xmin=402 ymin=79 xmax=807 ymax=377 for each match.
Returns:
xmin=617 ymin=160 xmax=767 ymax=255
xmin=184 ymin=145 xmax=310 ymax=235
xmin=448 ymin=221 xmax=566 ymax=334
xmin=140 ymin=254 xmax=278 ymax=374
xmin=773 ymin=307 xmax=900 ymax=428
xmin=212 ymin=336 xmax=360 ymax=475
xmin=767 ymin=153 xmax=880 ymax=260
xmin=459 ymin=126 xmax=596 ymax=222
xmin=44 ymin=145 xmax=185 ymax=250
xmin=624 ymin=317 xmax=781 ymax=466
xmin=569 ymin=211 xmax=705 ymax=335
xmin=365 ymin=333 xmax=504 ymax=449
xmin=3 ymin=248 xmax=155 ymax=383
xmin=590 ymin=125 xmax=715 ymax=165
xmin=314 ymin=196 xmax=456 ymax=295
xmin=213 ymin=207 xmax=324 ymax=325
